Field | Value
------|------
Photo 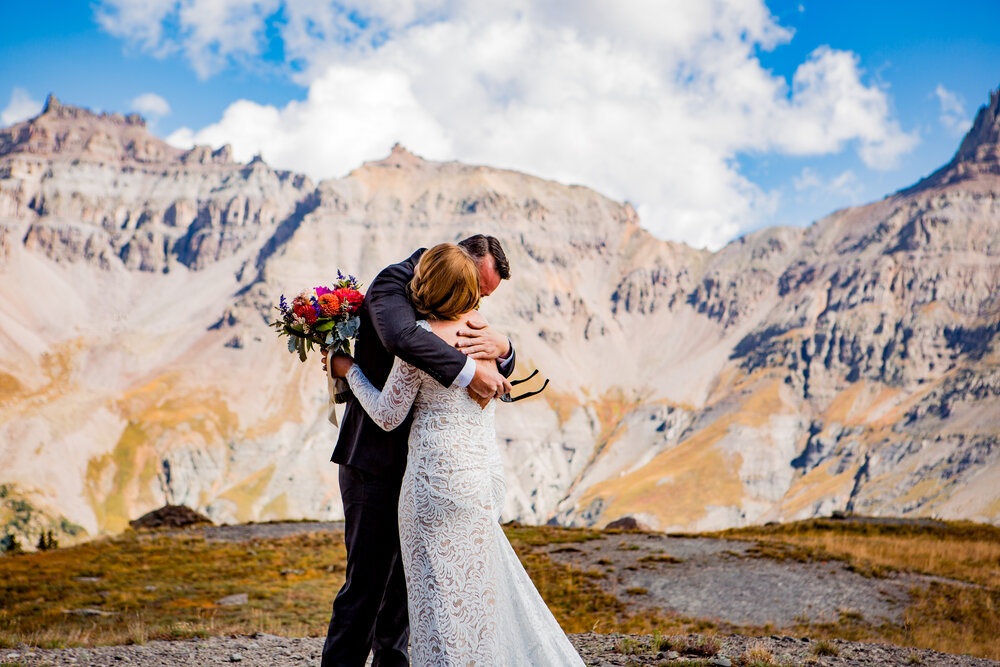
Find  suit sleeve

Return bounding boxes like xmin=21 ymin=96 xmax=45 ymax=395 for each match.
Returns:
xmin=367 ymin=262 xmax=470 ymax=388
xmin=498 ymin=344 xmax=516 ymax=378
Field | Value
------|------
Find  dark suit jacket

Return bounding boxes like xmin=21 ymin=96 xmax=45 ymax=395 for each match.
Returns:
xmin=331 ymin=249 xmax=516 ymax=478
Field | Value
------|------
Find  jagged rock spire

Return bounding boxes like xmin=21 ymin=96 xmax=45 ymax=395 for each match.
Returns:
xmin=903 ymin=84 xmax=1000 ymax=193
xmin=42 ymin=93 xmax=61 ymax=114
xmin=953 ymin=86 xmax=1000 ymax=165
xmin=386 ymin=142 xmax=423 ymax=165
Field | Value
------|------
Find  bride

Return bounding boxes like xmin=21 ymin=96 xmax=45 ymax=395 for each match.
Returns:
xmin=328 ymin=243 xmax=584 ymax=666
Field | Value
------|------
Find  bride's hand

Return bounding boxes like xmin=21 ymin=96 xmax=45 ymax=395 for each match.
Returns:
xmin=466 ymin=358 xmax=512 ymax=408
xmin=331 ymin=354 xmax=355 ymax=378
xmin=321 ymin=348 xmax=355 ymax=378
xmin=466 ymin=387 xmax=492 ymax=409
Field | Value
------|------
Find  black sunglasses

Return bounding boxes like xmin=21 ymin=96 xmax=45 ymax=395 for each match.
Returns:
xmin=499 ymin=369 xmax=549 ymax=402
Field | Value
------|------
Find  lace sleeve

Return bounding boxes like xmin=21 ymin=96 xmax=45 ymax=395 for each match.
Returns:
xmin=346 ymin=357 xmax=422 ymax=431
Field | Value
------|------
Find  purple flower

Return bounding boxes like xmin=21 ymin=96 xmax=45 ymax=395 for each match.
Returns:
xmin=334 ymin=270 xmax=363 ymax=291
xmin=314 ymin=286 xmax=332 ymax=297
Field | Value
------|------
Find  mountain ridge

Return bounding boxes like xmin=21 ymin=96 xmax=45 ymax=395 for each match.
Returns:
xmin=2 ymin=87 xmax=999 ymax=546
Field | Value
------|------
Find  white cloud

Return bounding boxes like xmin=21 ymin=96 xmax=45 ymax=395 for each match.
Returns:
xmin=167 ymin=65 xmax=451 ymax=179
xmin=95 ymin=0 xmax=281 ymax=79
xmin=793 ymin=167 xmax=822 ymax=191
xmin=794 ymin=167 xmax=860 ymax=198
xmin=130 ymin=92 xmax=171 ymax=117
xmin=829 ymin=170 xmax=860 ymax=197
xmin=1 ymin=87 xmax=43 ymax=126
xmin=934 ymin=84 xmax=972 ymax=137
xmin=772 ymin=47 xmax=918 ymax=169
xmin=101 ymin=1 xmax=919 ymax=249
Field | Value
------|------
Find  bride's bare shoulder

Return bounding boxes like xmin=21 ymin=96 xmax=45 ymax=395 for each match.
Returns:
xmin=427 ymin=318 xmax=459 ymax=340
xmin=427 ymin=310 xmax=482 ymax=342
xmin=463 ymin=310 xmax=487 ymax=328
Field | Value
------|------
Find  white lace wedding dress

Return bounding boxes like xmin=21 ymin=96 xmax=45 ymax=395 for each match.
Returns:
xmin=345 ymin=322 xmax=584 ymax=666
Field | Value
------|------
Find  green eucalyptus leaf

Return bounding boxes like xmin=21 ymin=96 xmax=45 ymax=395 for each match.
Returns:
xmin=336 ymin=318 xmax=360 ymax=339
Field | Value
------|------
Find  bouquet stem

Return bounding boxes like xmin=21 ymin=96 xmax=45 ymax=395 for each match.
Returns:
xmin=324 ymin=346 xmax=352 ymax=427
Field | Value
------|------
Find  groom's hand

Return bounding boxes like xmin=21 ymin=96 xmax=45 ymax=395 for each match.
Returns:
xmin=456 ymin=319 xmax=511 ymax=360
xmin=468 ymin=359 xmax=512 ymax=399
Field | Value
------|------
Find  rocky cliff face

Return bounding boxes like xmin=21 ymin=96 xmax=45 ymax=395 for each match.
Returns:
xmin=0 ymin=96 xmax=312 ymax=276
xmin=1 ymin=91 xmax=998 ymax=545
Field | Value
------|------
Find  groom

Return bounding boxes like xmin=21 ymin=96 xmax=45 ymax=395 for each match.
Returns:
xmin=320 ymin=234 xmax=516 ymax=667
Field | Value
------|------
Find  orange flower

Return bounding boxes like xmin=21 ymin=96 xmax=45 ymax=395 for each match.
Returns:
xmin=318 ymin=292 xmax=342 ymax=317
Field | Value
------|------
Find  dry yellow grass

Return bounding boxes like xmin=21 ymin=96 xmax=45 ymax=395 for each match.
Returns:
xmin=0 ymin=529 xmax=346 ymax=648
xmin=902 ymin=582 xmax=1000 ymax=659
xmin=716 ymin=518 xmax=1000 ymax=660
xmin=3 ymin=518 xmax=998 ymax=660
xmin=719 ymin=518 xmax=1000 ymax=586
xmin=738 ymin=641 xmax=776 ymax=666
xmin=0 ymin=523 xmax=727 ymax=649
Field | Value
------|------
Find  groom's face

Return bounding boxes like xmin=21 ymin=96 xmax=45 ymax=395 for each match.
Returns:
xmin=477 ymin=256 xmax=502 ymax=297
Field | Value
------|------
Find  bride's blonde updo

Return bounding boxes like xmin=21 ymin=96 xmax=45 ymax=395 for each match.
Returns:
xmin=409 ymin=243 xmax=481 ymax=320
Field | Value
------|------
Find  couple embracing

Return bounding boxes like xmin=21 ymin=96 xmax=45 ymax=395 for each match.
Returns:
xmin=319 ymin=235 xmax=584 ymax=666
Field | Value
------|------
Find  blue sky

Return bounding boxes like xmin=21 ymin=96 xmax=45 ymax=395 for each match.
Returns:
xmin=1 ymin=1 xmax=998 ymax=249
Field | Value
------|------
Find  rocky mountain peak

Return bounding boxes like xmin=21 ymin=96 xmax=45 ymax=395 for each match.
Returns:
xmin=41 ymin=93 xmax=66 ymax=116
xmin=0 ymin=95 xmax=246 ymax=170
xmin=39 ymin=93 xmax=145 ymax=128
xmin=953 ymin=86 xmax=1000 ymax=165
xmin=35 ymin=94 xmax=147 ymax=133
xmin=0 ymin=95 xmax=179 ymax=164
xmin=375 ymin=142 xmax=426 ymax=169
xmin=180 ymin=143 xmax=234 ymax=166
xmin=903 ymin=85 xmax=1000 ymax=193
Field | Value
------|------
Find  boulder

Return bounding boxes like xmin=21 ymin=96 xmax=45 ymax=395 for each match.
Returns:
xmin=129 ymin=505 xmax=212 ymax=530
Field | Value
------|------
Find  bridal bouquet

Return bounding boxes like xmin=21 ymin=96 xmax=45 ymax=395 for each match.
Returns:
xmin=272 ymin=272 xmax=364 ymax=424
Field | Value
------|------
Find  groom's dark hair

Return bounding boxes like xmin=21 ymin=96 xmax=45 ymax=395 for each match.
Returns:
xmin=458 ymin=234 xmax=510 ymax=280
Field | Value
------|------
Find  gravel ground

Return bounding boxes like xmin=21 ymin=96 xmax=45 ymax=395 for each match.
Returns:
xmin=196 ymin=521 xmax=345 ymax=542
xmin=9 ymin=522 xmax=995 ymax=666
xmin=543 ymin=532 xmax=924 ymax=626
xmin=195 ymin=523 xmax=919 ymax=627
xmin=5 ymin=632 xmax=997 ymax=666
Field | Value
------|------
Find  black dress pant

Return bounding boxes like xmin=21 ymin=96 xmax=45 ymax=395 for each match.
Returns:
xmin=321 ymin=464 xmax=409 ymax=667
